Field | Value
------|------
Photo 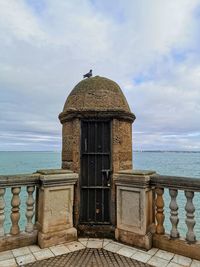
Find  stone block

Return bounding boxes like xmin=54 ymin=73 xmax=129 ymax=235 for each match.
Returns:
xmin=115 ymin=228 xmax=152 ymax=250
xmin=38 ymin=228 xmax=77 ymax=248
xmin=37 ymin=170 xmax=78 ymax=248
xmin=115 ymin=170 xmax=155 ymax=250
xmin=37 ymin=185 xmax=74 ymax=233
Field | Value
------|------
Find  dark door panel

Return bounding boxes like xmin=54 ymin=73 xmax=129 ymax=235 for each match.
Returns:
xmin=80 ymin=120 xmax=111 ymax=224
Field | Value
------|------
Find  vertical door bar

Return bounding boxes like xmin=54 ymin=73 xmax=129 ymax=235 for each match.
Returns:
xmin=87 ymin=121 xmax=89 ymax=221
xmin=102 ymin=121 xmax=104 ymax=222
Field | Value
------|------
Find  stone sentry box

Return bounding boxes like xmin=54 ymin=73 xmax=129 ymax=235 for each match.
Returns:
xmin=59 ymin=76 xmax=135 ymax=236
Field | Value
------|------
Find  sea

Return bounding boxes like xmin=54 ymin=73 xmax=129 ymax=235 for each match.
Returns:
xmin=0 ymin=151 xmax=200 ymax=238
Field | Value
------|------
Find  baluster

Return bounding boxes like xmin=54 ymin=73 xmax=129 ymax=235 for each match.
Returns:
xmin=169 ymin=189 xmax=179 ymax=238
xmin=10 ymin=187 xmax=21 ymax=235
xmin=25 ymin=186 xmax=35 ymax=233
xmin=0 ymin=188 xmax=6 ymax=236
xmin=185 ymin=190 xmax=196 ymax=243
xmin=155 ymin=187 xmax=165 ymax=234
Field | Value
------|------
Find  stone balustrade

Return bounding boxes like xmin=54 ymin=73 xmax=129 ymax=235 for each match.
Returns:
xmin=151 ymin=174 xmax=200 ymax=260
xmin=0 ymin=174 xmax=39 ymax=251
xmin=0 ymin=169 xmax=78 ymax=252
xmin=114 ymin=171 xmax=200 ymax=261
xmin=0 ymin=168 xmax=200 ymax=261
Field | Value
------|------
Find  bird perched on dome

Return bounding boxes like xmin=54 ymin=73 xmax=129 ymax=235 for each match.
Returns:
xmin=83 ymin=69 xmax=92 ymax=78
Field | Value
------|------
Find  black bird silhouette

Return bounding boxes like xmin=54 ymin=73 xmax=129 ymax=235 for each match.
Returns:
xmin=83 ymin=69 xmax=92 ymax=78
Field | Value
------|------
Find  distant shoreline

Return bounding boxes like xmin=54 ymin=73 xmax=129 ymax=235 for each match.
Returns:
xmin=0 ymin=150 xmax=199 ymax=153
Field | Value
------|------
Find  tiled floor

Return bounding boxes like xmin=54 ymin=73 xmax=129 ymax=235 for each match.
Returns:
xmin=0 ymin=239 xmax=199 ymax=267
xmin=25 ymin=248 xmax=151 ymax=267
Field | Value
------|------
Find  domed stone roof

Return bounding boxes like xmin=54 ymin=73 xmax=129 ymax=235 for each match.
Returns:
xmin=59 ymin=76 xmax=135 ymax=123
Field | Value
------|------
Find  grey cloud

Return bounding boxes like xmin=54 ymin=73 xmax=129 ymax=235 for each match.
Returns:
xmin=0 ymin=0 xmax=200 ymax=150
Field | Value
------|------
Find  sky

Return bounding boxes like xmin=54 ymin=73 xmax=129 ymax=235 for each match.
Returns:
xmin=0 ymin=0 xmax=200 ymax=151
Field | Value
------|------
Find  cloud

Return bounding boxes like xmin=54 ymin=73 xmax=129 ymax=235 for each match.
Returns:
xmin=0 ymin=0 xmax=200 ymax=150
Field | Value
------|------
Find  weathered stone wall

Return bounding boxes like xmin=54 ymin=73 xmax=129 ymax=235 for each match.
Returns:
xmin=62 ymin=119 xmax=80 ymax=172
xmin=62 ymin=121 xmax=73 ymax=170
xmin=112 ymin=119 xmax=132 ymax=173
xmin=62 ymin=118 xmax=132 ymax=173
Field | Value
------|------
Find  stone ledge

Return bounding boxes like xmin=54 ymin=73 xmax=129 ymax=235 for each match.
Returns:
xmin=153 ymin=233 xmax=200 ymax=261
xmin=0 ymin=230 xmax=38 ymax=252
xmin=36 ymin=169 xmax=74 ymax=175
xmin=0 ymin=174 xmax=39 ymax=187
xmin=37 ymin=169 xmax=79 ymax=187
xmin=117 ymin=170 xmax=156 ymax=176
xmin=59 ymin=110 xmax=135 ymax=123
xmin=115 ymin=228 xmax=152 ymax=250
xmin=151 ymin=174 xmax=200 ymax=192
xmin=114 ymin=169 xmax=156 ymax=188
xmin=38 ymin=227 xmax=77 ymax=248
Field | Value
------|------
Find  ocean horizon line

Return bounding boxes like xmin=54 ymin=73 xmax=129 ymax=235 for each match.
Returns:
xmin=0 ymin=150 xmax=199 ymax=153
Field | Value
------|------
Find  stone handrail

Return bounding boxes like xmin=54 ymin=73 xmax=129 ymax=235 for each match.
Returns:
xmin=0 ymin=173 xmax=40 ymax=187
xmin=151 ymin=174 xmax=200 ymax=191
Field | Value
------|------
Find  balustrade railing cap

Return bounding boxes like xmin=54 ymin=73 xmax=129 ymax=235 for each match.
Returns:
xmin=114 ymin=169 xmax=156 ymax=188
xmin=36 ymin=169 xmax=74 ymax=175
xmin=38 ymin=169 xmax=79 ymax=187
xmin=0 ymin=173 xmax=40 ymax=187
xmin=117 ymin=169 xmax=156 ymax=176
xmin=150 ymin=174 xmax=200 ymax=191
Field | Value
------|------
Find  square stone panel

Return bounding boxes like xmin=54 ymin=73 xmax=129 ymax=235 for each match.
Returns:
xmin=119 ymin=188 xmax=140 ymax=228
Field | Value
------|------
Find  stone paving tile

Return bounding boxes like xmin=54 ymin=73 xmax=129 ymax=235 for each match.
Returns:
xmin=0 ymin=258 xmax=17 ymax=267
xmin=146 ymin=248 xmax=159 ymax=256
xmin=116 ymin=246 xmax=137 ymax=257
xmin=78 ymin=238 xmax=88 ymax=241
xmin=103 ymin=241 xmax=122 ymax=253
xmin=88 ymin=238 xmax=103 ymax=241
xmin=171 ymin=254 xmax=192 ymax=266
xmin=12 ymin=247 xmax=31 ymax=257
xmin=66 ymin=241 xmax=85 ymax=252
xmin=147 ymin=255 xmax=169 ymax=267
xmin=33 ymin=248 xmax=54 ymax=261
xmin=131 ymin=251 xmax=152 ymax=263
xmin=191 ymin=260 xmax=200 ymax=267
xmin=167 ymin=262 xmax=184 ymax=267
xmin=50 ymin=244 xmax=71 ymax=256
xmin=110 ymin=241 xmax=124 ymax=246
xmin=154 ymin=249 xmax=174 ymax=261
xmin=1 ymin=240 xmax=200 ymax=267
xmin=78 ymin=238 xmax=88 ymax=246
xmin=87 ymin=240 xmax=103 ymax=248
xmin=102 ymin=238 xmax=112 ymax=247
xmin=16 ymin=254 xmax=36 ymax=266
xmin=0 ymin=250 xmax=14 ymax=261
xmin=28 ymin=245 xmax=41 ymax=253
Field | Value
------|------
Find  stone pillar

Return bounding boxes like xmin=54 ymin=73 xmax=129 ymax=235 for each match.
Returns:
xmin=36 ymin=169 xmax=78 ymax=248
xmin=114 ymin=170 xmax=156 ymax=250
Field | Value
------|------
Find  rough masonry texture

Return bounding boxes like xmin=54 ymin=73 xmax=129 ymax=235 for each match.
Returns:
xmin=59 ymin=76 xmax=135 ymax=172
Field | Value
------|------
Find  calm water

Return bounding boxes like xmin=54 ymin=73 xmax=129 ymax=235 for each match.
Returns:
xmin=0 ymin=151 xmax=200 ymax=238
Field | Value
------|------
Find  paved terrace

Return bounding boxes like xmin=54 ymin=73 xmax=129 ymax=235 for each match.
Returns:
xmin=1 ymin=238 xmax=200 ymax=267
